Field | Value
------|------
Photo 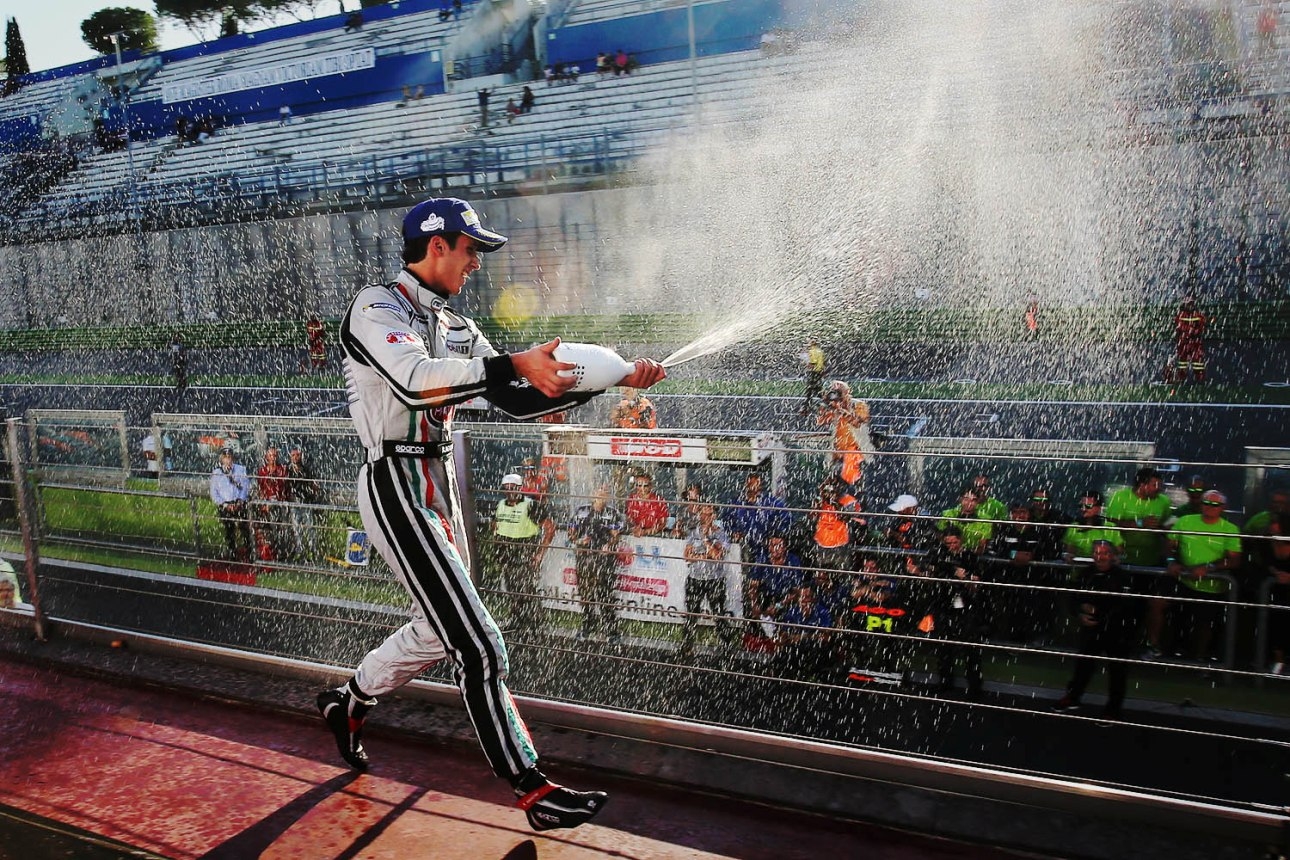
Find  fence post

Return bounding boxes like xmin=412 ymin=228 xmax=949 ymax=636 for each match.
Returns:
xmin=6 ymin=418 xmax=47 ymax=641
xmin=190 ymin=495 xmax=204 ymax=556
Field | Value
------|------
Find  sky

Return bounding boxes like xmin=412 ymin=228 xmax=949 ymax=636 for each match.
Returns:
xmin=3 ymin=1 xmax=350 ymax=74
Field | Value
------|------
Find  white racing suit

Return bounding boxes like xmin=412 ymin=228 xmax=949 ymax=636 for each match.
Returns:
xmin=340 ymin=269 xmax=591 ymax=780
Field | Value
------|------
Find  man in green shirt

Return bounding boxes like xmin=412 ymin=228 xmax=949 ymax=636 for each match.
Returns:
xmin=1105 ymin=467 xmax=1172 ymax=568
xmin=968 ymin=474 xmax=1009 ymax=524
xmin=1062 ymin=491 xmax=1124 ymax=566
xmin=1164 ymin=489 xmax=1241 ymax=662
xmin=938 ymin=488 xmax=994 ymax=554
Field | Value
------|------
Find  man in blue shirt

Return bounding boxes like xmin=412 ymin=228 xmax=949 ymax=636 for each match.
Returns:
xmin=725 ymin=471 xmax=790 ymax=562
xmin=210 ymin=447 xmax=252 ymax=560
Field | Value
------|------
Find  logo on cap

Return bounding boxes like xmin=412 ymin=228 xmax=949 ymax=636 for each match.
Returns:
xmin=420 ymin=213 xmax=446 ymax=233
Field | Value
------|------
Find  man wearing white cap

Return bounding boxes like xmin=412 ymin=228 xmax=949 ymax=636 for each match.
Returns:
xmin=882 ymin=494 xmax=934 ymax=560
xmin=492 ymin=472 xmax=553 ymax=638
xmin=318 ymin=196 xmax=665 ymax=831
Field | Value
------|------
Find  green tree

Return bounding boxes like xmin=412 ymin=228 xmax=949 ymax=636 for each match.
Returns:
xmin=155 ymin=0 xmax=258 ymax=41
xmin=4 ymin=17 xmax=31 ymax=79
xmin=81 ymin=8 xmax=159 ymax=56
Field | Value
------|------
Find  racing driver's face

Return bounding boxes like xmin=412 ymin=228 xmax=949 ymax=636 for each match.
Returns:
xmin=432 ymin=235 xmax=482 ymax=295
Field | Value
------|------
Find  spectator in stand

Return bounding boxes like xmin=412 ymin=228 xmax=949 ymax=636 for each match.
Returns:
xmin=543 ymin=65 xmax=555 ymax=86
xmin=1166 ymin=296 xmax=1208 ymax=385
xmin=609 ymin=387 xmax=656 ymax=429
xmin=745 ymin=534 xmax=803 ymax=610
xmin=0 ymin=557 xmax=23 ymax=608
xmin=477 ymin=88 xmax=492 ymax=128
xmin=613 ymin=49 xmax=629 ymax=76
xmin=344 ymin=10 xmax=363 ymax=32
xmin=725 ymin=471 xmax=789 ymax=563
xmin=596 ymin=52 xmax=611 ymax=77
xmin=938 ymin=487 xmax=994 ymax=554
xmin=492 ymin=473 xmax=555 ymax=638
xmin=968 ymin=474 xmax=1009 ymax=524
xmin=306 ymin=314 xmax=327 ymax=371
xmin=210 ymin=448 xmax=252 ymax=561
xmin=1246 ymin=490 xmax=1290 ymax=586
xmin=776 ymin=584 xmax=835 ymax=680
xmin=253 ymin=446 xmax=292 ymax=561
xmin=922 ymin=528 xmax=988 ymax=697
xmin=798 ymin=338 xmax=826 ymax=417
xmin=453 ymin=0 xmax=462 ymax=17
xmin=1261 ymin=514 xmax=1290 ymax=674
xmin=1063 ymin=491 xmax=1124 ymax=566
xmin=170 ymin=335 xmax=188 ymax=392
xmin=817 ymin=380 xmax=872 ymax=496
xmin=988 ymin=502 xmax=1043 ymax=643
xmin=671 ymin=482 xmax=703 ymax=538
xmin=1052 ymin=540 xmax=1146 ymax=719
xmin=139 ymin=430 xmax=173 ymax=479
xmin=1171 ymin=475 xmax=1208 ymax=521
xmin=844 ymin=558 xmax=914 ymax=688
xmin=286 ymin=446 xmax=322 ymax=560
xmin=1027 ymin=487 xmax=1071 ymax=562
xmin=881 ymin=493 xmax=934 ymax=562
xmin=1166 ymin=489 xmax=1241 ymax=662
xmin=505 ymin=97 xmax=521 ymax=124
xmin=569 ymin=484 xmax=624 ymax=641
xmin=680 ymin=503 xmax=732 ymax=658
xmin=278 ymin=105 xmax=293 ymax=126
xmin=438 ymin=1 xmax=452 ymax=22
xmin=175 ymin=115 xmax=189 ymax=145
xmin=518 ymin=457 xmax=551 ymax=500
xmin=1106 ymin=467 xmax=1171 ymax=568
xmin=520 ymin=86 xmax=535 ymax=114
xmin=810 ymin=476 xmax=858 ymax=576
xmin=624 ymin=471 xmax=668 ymax=537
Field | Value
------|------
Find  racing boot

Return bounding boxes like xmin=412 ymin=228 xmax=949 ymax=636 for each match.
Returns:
xmin=316 ymin=683 xmax=376 ymax=771
xmin=514 ymin=768 xmax=609 ymax=832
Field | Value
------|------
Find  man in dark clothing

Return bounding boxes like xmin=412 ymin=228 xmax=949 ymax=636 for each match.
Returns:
xmin=1052 ymin=541 xmax=1147 ymax=719
xmin=988 ymin=503 xmax=1044 ymax=643
xmin=569 ymin=484 xmax=625 ymax=640
xmin=919 ymin=528 xmax=989 ymax=697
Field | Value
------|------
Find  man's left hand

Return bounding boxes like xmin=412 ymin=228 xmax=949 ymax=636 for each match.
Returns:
xmin=618 ymin=358 xmax=666 ymax=389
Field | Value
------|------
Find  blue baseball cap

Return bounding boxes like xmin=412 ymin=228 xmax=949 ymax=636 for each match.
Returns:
xmin=402 ymin=197 xmax=508 ymax=251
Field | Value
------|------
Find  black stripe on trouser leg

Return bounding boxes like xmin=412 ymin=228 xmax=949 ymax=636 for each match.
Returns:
xmin=364 ymin=459 xmax=534 ymax=779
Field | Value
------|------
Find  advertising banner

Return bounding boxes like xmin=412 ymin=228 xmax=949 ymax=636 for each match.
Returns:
xmin=538 ymin=535 xmax=744 ymax=624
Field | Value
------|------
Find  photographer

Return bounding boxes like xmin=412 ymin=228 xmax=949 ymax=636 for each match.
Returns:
xmin=210 ymin=447 xmax=252 ymax=561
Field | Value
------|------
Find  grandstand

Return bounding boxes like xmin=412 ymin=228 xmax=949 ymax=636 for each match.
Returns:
xmin=0 ymin=0 xmax=1285 ymax=329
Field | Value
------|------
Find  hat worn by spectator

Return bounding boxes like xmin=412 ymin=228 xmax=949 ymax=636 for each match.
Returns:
xmin=403 ymin=198 xmax=508 ymax=251
xmin=1187 ymin=475 xmax=1207 ymax=493
xmin=501 ymin=473 xmax=523 ymax=487
xmin=888 ymin=494 xmax=919 ymax=512
xmin=1201 ymin=489 xmax=1226 ymax=506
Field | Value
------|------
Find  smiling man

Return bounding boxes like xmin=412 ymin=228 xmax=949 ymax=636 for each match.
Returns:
xmin=319 ymin=197 xmax=664 ymax=831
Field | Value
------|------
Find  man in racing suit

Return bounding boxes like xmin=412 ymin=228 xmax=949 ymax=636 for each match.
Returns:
xmin=316 ymin=197 xmax=665 ymax=832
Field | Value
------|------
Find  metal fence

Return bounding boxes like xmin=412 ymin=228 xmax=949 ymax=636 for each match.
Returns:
xmin=2 ymin=409 xmax=1289 ymax=816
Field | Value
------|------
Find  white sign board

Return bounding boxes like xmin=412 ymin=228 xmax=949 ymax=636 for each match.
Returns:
xmin=585 ymin=435 xmax=710 ymax=463
xmin=538 ymin=535 xmax=744 ymax=624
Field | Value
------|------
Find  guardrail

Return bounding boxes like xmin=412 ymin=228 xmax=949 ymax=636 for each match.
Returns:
xmin=1 ymin=409 xmax=1287 ymax=856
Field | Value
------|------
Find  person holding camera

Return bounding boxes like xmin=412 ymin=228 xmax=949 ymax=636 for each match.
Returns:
xmin=210 ymin=447 xmax=252 ymax=561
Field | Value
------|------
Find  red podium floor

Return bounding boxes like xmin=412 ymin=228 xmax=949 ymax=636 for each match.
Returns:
xmin=0 ymin=658 xmax=1021 ymax=859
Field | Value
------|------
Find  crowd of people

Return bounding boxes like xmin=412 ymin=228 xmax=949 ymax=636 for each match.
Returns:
xmin=481 ymin=399 xmax=1290 ymax=711
xmin=208 ymin=445 xmax=322 ymax=563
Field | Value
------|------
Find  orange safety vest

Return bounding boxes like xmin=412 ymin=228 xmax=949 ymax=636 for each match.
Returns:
xmin=815 ymin=497 xmax=854 ymax=548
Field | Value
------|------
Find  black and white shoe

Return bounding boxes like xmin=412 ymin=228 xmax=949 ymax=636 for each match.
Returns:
xmin=316 ymin=689 xmax=370 ymax=771
xmin=517 ymin=782 xmax=609 ymax=832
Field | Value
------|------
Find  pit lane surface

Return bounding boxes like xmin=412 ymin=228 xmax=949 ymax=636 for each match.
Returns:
xmin=0 ymin=649 xmax=1021 ymax=860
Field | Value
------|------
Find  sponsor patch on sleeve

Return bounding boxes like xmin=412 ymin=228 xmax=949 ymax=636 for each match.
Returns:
xmin=385 ymin=330 xmax=421 ymax=344
xmin=362 ymin=302 xmax=404 ymax=315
